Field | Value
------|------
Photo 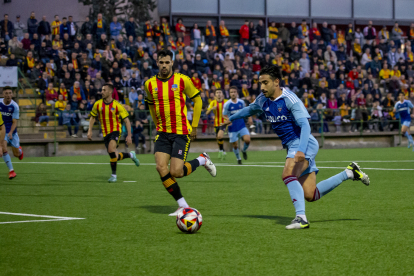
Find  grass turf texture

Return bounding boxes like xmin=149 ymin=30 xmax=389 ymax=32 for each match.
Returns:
xmin=1 ymin=147 xmax=413 ymax=275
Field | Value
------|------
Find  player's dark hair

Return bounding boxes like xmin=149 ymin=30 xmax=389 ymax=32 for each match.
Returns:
xmin=62 ymin=17 xmax=67 ymax=20
xmin=158 ymin=49 xmax=173 ymax=60
xmin=3 ymin=86 xmax=13 ymax=92
xmin=215 ymin=89 xmax=223 ymax=94
xmin=229 ymin=86 xmax=238 ymax=92
xmin=104 ymin=83 xmax=114 ymax=92
xmin=260 ymin=65 xmax=282 ymax=81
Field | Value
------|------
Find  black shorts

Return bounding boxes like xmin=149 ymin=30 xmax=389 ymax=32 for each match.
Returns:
xmin=104 ymin=131 xmax=121 ymax=149
xmin=154 ymin=132 xmax=191 ymax=161
xmin=215 ymin=126 xmax=225 ymax=136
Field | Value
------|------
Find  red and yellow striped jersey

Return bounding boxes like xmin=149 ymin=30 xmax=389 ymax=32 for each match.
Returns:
xmin=208 ymin=99 xmax=227 ymax=127
xmin=144 ymin=73 xmax=200 ymax=135
xmin=90 ymin=99 xmax=129 ymax=137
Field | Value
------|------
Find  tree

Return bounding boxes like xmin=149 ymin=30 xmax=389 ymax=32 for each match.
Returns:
xmin=78 ymin=0 xmax=156 ymax=25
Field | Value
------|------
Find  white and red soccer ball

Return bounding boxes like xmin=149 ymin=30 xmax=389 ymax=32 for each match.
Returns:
xmin=176 ymin=207 xmax=202 ymax=233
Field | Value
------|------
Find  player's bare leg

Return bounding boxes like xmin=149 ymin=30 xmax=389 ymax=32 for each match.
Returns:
xmin=155 ymin=153 xmax=189 ymax=215
xmin=11 ymin=146 xmax=23 ymax=160
xmin=241 ymin=134 xmax=250 ymax=160
xmin=2 ymin=140 xmax=16 ymax=179
xmin=401 ymin=125 xmax=414 ymax=150
xmin=217 ymin=129 xmax=225 ymax=160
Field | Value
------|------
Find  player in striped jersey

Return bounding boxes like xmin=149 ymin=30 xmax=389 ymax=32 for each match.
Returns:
xmin=206 ymin=89 xmax=227 ymax=160
xmin=88 ymin=83 xmax=140 ymax=182
xmin=144 ymin=50 xmax=216 ymax=216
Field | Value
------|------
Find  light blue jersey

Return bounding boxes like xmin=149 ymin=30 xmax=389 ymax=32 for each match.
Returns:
xmin=0 ymin=99 xmax=19 ymax=134
xmin=228 ymin=88 xmax=319 ymax=176
xmin=223 ymin=99 xmax=246 ymax=132
xmin=395 ymin=100 xmax=413 ymax=124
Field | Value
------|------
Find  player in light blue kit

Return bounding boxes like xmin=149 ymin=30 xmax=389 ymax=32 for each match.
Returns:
xmin=222 ymin=66 xmax=370 ymax=230
xmin=394 ymin=92 xmax=414 ymax=150
xmin=0 ymin=86 xmax=24 ymax=179
xmin=222 ymin=86 xmax=251 ymax=164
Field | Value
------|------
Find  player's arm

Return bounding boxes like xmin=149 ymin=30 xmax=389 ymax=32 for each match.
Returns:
xmin=191 ymin=96 xmax=202 ymax=141
xmin=119 ymin=105 xmax=132 ymax=145
xmin=206 ymin=101 xmax=215 ymax=115
xmin=291 ymin=101 xmax=311 ymax=163
xmin=144 ymin=81 xmax=158 ymax=126
xmin=87 ymin=102 xmax=98 ymax=140
xmin=8 ymin=106 xmax=19 ymax=139
xmin=222 ymin=101 xmax=262 ymax=126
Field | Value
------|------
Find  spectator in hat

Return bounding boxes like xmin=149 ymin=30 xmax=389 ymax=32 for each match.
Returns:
xmin=14 ymin=15 xmax=25 ymax=41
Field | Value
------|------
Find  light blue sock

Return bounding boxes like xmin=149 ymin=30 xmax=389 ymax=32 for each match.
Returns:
xmin=283 ymin=176 xmax=305 ymax=215
xmin=2 ymin=152 xmax=13 ymax=171
xmin=242 ymin=142 xmax=249 ymax=152
xmin=315 ymin=171 xmax=349 ymax=199
xmin=233 ymin=148 xmax=241 ymax=160
xmin=405 ymin=132 xmax=413 ymax=143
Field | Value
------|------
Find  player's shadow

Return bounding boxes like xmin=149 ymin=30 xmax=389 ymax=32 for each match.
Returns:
xmin=140 ymin=205 xmax=178 ymax=215
xmin=311 ymin=219 xmax=361 ymax=223
xmin=242 ymin=215 xmax=292 ymax=225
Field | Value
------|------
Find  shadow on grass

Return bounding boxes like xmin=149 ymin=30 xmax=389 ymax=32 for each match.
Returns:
xmin=311 ymin=219 xmax=361 ymax=223
xmin=140 ymin=205 xmax=178 ymax=214
xmin=212 ymin=215 xmax=361 ymax=225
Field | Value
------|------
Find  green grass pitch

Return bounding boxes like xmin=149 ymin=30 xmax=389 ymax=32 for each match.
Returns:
xmin=1 ymin=147 xmax=413 ymax=275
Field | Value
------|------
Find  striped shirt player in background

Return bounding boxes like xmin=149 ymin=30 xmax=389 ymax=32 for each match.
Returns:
xmin=222 ymin=86 xmax=251 ymax=164
xmin=222 ymin=66 xmax=370 ymax=230
xmin=0 ymin=86 xmax=24 ymax=180
xmin=394 ymin=92 xmax=414 ymax=151
xmin=206 ymin=89 xmax=227 ymax=160
xmin=144 ymin=49 xmax=216 ymax=216
xmin=88 ymin=83 xmax=140 ymax=183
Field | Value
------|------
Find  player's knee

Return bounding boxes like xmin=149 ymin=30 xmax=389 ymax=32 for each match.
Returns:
xmin=170 ymin=168 xmax=184 ymax=178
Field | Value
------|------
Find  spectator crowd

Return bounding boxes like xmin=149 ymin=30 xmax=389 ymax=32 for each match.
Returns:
xmin=1 ymin=12 xmax=414 ymax=139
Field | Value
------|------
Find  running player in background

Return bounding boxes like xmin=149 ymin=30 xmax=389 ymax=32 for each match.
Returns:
xmin=222 ymin=66 xmax=370 ymax=230
xmin=88 ymin=83 xmax=140 ymax=183
xmin=206 ymin=89 xmax=227 ymax=160
xmin=222 ymin=86 xmax=250 ymax=164
xmin=144 ymin=49 xmax=216 ymax=216
xmin=0 ymin=86 xmax=23 ymax=179
xmin=394 ymin=92 xmax=414 ymax=150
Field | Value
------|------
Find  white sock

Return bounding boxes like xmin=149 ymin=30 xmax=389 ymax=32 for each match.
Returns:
xmin=345 ymin=169 xmax=354 ymax=179
xmin=197 ymin=156 xmax=206 ymax=166
xmin=111 ymin=174 xmax=116 ymax=178
xmin=219 ymin=150 xmax=223 ymax=152
xmin=177 ymin=197 xmax=189 ymax=208
xmin=19 ymin=148 xmax=22 ymax=155
xmin=297 ymin=214 xmax=307 ymax=222
xmin=129 ymin=152 xmax=133 ymax=158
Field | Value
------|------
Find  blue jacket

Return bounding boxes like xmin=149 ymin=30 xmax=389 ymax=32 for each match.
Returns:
xmin=70 ymin=87 xmax=86 ymax=101
xmin=60 ymin=23 xmax=70 ymax=39
xmin=124 ymin=21 xmax=136 ymax=38
xmin=110 ymin=22 xmax=122 ymax=37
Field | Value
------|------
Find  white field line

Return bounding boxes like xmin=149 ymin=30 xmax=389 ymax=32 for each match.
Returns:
xmin=14 ymin=161 xmax=414 ymax=171
xmin=0 ymin=212 xmax=85 ymax=225
xmin=123 ymin=181 xmax=137 ymax=183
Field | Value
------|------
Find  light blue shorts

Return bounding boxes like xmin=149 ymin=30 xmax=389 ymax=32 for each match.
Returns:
xmin=402 ymin=120 xmax=411 ymax=127
xmin=229 ymin=127 xmax=250 ymax=143
xmin=286 ymin=135 xmax=319 ymax=177
xmin=5 ymin=132 xmax=20 ymax=148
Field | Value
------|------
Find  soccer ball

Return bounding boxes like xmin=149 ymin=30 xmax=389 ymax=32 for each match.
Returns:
xmin=176 ymin=207 xmax=202 ymax=233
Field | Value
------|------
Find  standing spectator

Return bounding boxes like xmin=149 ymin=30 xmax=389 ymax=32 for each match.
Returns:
xmin=391 ymin=22 xmax=403 ymax=49
xmin=175 ymin=18 xmax=185 ymax=38
xmin=191 ymin=23 xmax=201 ymax=50
xmin=13 ymin=15 xmax=25 ymax=41
xmin=110 ymin=16 xmax=122 ymax=40
xmin=92 ymin=13 xmax=107 ymax=41
xmin=37 ymin=16 xmax=51 ymax=38
xmin=279 ymin=22 xmax=289 ymax=46
xmin=205 ymin=20 xmax=216 ymax=45
xmin=363 ymin=21 xmax=376 ymax=45
xmin=143 ymin=20 xmax=153 ymax=43
xmin=80 ymin=16 xmax=92 ymax=38
xmin=27 ymin=11 xmax=38 ymax=39
xmin=239 ymin=20 xmax=249 ymax=43
xmin=345 ymin=23 xmax=354 ymax=55
xmin=378 ymin=25 xmax=389 ymax=42
xmin=310 ymin=22 xmax=321 ymax=42
xmin=290 ymin=22 xmax=299 ymax=42
xmin=68 ymin=16 xmax=78 ymax=41
xmin=60 ymin=17 xmax=70 ymax=40
xmin=152 ymin=20 xmax=161 ymax=44
xmin=218 ymin=20 xmax=229 ymax=44
xmin=161 ymin=17 xmax=170 ymax=42
xmin=0 ymin=14 xmax=13 ymax=42
xmin=298 ymin=20 xmax=309 ymax=44
xmin=51 ymin=15 xmax=61 ymax=37
xmin=256 ymin=20 xmax=266 ymax=47
xmin=268 ymin=21 xmax=278 ymax=44
xmin=321 ymin=22 xmax=331 ymax=45
xmin=124 ymin=16 xmax=136 ymax=40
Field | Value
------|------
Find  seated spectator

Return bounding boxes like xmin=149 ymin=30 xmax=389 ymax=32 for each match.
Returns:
xmin=70 ymin=81 xmax=86 ymax=102
xmin=62 ymin=104 xmax=79 ymax=137
xmin=45 ymin=83 xmax=58 ymax=108
xmin=35 ymin=103 xmax=49 ymax=126
xmin=361 ymin=48 xmax=372 ymax=69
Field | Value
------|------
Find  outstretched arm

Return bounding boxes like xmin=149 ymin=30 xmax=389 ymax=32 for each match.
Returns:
xmin=222 ymin=103 xmax=262 ymax=126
